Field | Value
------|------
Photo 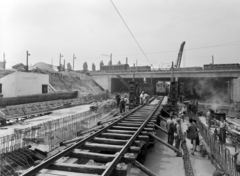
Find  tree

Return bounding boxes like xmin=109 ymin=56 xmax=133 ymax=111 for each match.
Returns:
xmin=92 ymin=63 xmax=96 ymax=71
xmin=83 ymin=62 xmax=88 ymax=71
xmin=118 ymin=61 xmax=121 ymax=65
xmin=67 ymin=63 xmax=72 ymax=71
xmin=100 ymin=61 xmax=104 ymax=70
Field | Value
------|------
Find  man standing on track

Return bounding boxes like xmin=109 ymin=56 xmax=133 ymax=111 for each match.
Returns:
xmin=140 ymin=91 xmax=144 ymax=105
xmin=166 ymin=115 xmax=175 ymax=145
xmin=119 ymin=97 xmax=126 ymax=113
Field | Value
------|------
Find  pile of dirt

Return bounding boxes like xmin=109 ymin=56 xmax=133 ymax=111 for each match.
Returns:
xmin=32 ymin=62 xmax=104 ymax=95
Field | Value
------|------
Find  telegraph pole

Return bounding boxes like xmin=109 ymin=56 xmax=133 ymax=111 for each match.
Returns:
xmin=110 ymin=53 xmax=112 ymax=65
xmin=73 ymin=54 xmax=76 ymax=71
xmin=3 ymin=53 xmax=6 ymax=70
xmin=59 ymin=53 xmax=63 ymax=71
xmin=133 ymin=63 xmax=135 ymax=81
xmin=26 ymin=51 xmax=30 ymax=72
xmin=171 ymin=62 xmax=174 ymax=82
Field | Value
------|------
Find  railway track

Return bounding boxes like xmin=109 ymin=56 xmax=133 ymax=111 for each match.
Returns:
xmin=20 ymin=96 xmax=164 ymax=176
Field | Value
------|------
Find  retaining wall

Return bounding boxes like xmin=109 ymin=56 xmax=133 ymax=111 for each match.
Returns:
xmin=0 ymin=91 xmax=79 ymax=107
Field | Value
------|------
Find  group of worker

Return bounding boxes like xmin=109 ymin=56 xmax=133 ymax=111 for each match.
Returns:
xmin=115 ymin=93 xmax=128 ymax=113
xmin=166 ymin=114 xmax=182 ymax=156
xmin=115 ymin=91 xmax=150 ymax=113
xmin=187 ymin=100 xmax=199 ymax=114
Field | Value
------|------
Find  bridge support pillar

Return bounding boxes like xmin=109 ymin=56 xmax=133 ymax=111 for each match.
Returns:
xmin=232 ymin=77 xmax=240 ymax=103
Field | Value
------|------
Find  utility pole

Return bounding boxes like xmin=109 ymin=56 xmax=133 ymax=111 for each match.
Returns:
xmin=110 ymin=53 xmax=112 ymax=66
xmin=171 ymin=62 xmax=174 ymax=82
xmin=151 ymin=64 xmax=153 ymax=84
xmin=3 ymin=53 xmax=6 ymax=70
xmin=73 ymin=54 xmax=76 ymax=71
xmin=26 ymin=51 xmax=30 ymax=72
xmin=136 ymin=60 xmax=138 ymax=72
xmin=59 ymin=53 xmax=63 ymax=71
xmin=133 ymin=63 xmax=135 ymax=81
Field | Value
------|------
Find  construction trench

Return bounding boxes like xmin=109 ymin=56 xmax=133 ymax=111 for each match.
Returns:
xmin=0 ymin=95 xmax=195 ymax=176
xmin=1 ymin=93 xmax=240 ymax=176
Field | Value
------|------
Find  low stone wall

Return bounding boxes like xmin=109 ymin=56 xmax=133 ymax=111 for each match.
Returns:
xmin=0 ymin=91 xmax=78 ymax=107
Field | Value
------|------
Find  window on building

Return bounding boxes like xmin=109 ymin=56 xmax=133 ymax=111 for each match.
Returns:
xmin=0 ymin=84 xmax=2 ymax=93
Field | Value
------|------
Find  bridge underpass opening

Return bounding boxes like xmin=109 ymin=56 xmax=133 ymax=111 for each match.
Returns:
xmin=179 ymin=77 xmax=234 ymax=101
xmin=111 ymin=77 xmax=171 ymax=94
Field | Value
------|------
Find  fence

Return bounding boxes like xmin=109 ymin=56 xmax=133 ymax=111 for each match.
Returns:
xmin=192 ymin=112 xmax=240 ymax=176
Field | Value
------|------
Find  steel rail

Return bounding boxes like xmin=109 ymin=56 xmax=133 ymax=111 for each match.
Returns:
xmin=101 ymin=97 xmax=163 ymax=176
xmin=20 ymin=97 xmax=157 ymax=176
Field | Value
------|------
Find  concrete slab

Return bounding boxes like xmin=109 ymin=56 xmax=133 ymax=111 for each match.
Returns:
xmin=182 ymin=119 xmax=216 ymax=176
xmin=0 ymin=104 xmax=91 ymax=137
xmin=128 ymin=130 xmax=185 ymax=176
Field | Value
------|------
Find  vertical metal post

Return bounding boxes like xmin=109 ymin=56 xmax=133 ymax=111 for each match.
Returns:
xmin=73 ymin=54 xmax=76 ymax=71
xmin=110 ymin=53 xmax=112 ymax=66
xmin=3 ymin=52 xmax=6 ymax=70
xmin=59 ymin=54 xmax=63 ymax=71
xmin=133 ymin=64 xmax=135 ymax=81
xmin=26 ymin=51 xmax=30 ymax=72
xmin=171 ymin=61 xmax=174 ymax=82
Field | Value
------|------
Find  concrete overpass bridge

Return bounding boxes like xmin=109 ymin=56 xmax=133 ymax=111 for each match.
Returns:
xmin=90 ymin=69 xmax=240 ymax=102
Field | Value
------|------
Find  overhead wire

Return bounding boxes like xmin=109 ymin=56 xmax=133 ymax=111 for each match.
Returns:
xmin=110 ymin=0 xmax=153 ymax=68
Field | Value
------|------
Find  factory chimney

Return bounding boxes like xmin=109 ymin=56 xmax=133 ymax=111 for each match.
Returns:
xmin=126 ymin=57 xmax=128 ymax=64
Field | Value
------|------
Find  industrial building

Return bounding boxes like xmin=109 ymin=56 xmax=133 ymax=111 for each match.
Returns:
xmin=0 ymin=72 xmax=49 ymax=98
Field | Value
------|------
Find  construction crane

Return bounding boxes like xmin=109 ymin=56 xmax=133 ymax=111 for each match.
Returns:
xmin=175 ymin=41 xmax=186 ymax=68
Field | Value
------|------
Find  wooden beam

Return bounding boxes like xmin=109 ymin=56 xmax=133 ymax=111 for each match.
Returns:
xmin=154 ymin=124 xmax=167 ymax=134
xmin=159 ymin=115 xmax=167 ymax=122
xmin=111 ymin=126 xmax=138 ymax=130
xmin=133 ymin=160 xmax=158 ymax=176
xmin=117 ymin=123 xmax=154 ymax=128
xmin=83 ymin=142 xmax=140 ymax=153
xmin=47 ymin=163 xmax=106 ymax=174
xmin=121 ymin=120 xmax=154 ymax=124
xmin=69 ymin=149 xmax=138 ymax=163
xmin=101 ymin=133 xmax=132 ymax=139
xmin=148 ymin=133 xmax=182 ymax=156
xmin=111 ymin=126 xmax=154 ymax=132
xmin=38 ymin=169 xmax=99 ymax=176
xmin=92 ymin=137 xmax=128 ymax=145
xmin=92 ymin=137 xmax=141 ymax=146
xmin=100 ymin=133 xmax=149 ymax=142
xmin=123 ymin=119 xmax=156 ymax=123
xmin=69 ymin=149 xmax=115 ymax=162
xmin=107 ymin=129 xmax=135 ymax=134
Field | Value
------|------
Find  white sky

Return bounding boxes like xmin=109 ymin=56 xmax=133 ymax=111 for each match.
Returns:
xmin=0 ymin=0 xmax=240 ymax=70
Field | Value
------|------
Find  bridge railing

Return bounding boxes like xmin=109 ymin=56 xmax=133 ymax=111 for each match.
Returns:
xmin=90 ymin=66 xmax=240 ymax=74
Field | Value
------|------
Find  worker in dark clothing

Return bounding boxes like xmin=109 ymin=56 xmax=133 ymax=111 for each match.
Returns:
xmin=115 ymin=95 xmax=120 ymax=108
xmin=119 ymin=98 xmax=126 ymax=113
